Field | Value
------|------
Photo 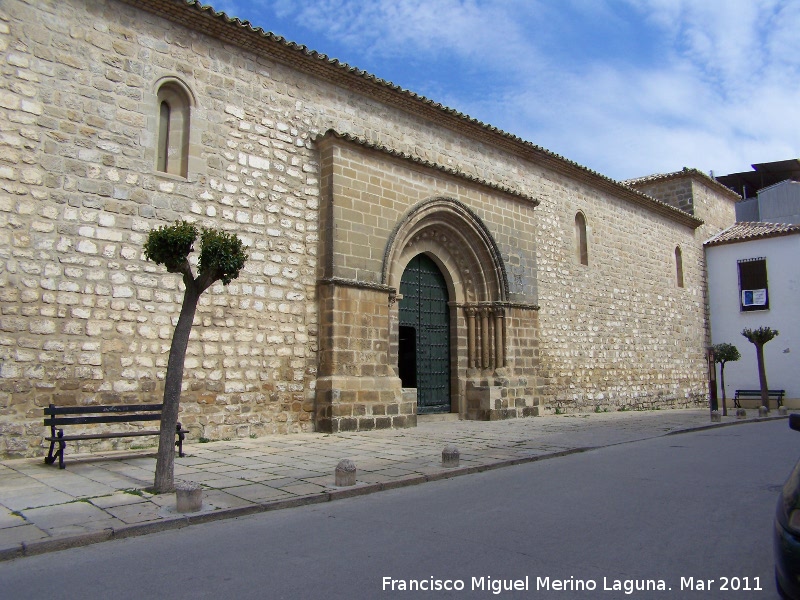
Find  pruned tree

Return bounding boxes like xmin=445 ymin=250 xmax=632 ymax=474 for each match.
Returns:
xmin=711 ymin=342 xmax=740 ymax=416
xmin=741 ymin=326 xmax=779 ymax=410
xmin=144 ymin=221 xmax=247 ymax=493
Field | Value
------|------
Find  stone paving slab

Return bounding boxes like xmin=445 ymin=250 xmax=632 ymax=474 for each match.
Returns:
xmin=0 ymin=408 xmax=788 ymax=561
xmin=0 ymin=508 xmax=27 ymax=529
xmin=0 ymin=523 xmax=49 ymax=549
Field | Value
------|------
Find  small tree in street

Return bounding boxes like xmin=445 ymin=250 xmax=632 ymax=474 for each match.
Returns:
xmin=711 ymin=343 xmax=740 ymax=416
xmin=741 ymin=326 xmax=779 ymax=410
xmin=144 ymin=221 xmax=247 ymax=493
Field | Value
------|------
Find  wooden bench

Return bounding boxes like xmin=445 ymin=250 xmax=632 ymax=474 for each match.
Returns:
xmin=43 ymin=403 xmax=187 ymax=469
xmin=734 ymin=389 xmax=785 ymax=409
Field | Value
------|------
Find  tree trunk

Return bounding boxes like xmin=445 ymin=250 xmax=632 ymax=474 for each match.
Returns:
xmin=755 ymin=343 xmax=769 ymax=409
xmin=153 ymin=282 xmax=201 ymax=493
xmin=719 ymin=362 xmax=727 ymax=417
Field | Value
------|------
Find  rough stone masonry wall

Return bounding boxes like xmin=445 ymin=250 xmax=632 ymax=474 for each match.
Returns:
xmin=1 ymin=0 xmax=540 ymax=456
xmin=533 ymin=172 xmax=711 ymax=412
xmin=635 ymin=177 xmax=696 ymax=215
xmin=630 ymin=175 xmax=738 ymax=379
xmin=0 ymin=0 xmax=325 ymax=455
xmin=0 ymin=0 xmax=729 ymax=456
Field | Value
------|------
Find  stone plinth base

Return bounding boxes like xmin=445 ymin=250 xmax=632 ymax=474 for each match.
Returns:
xmin=465 ymin=378 xmax=538 ymax=421
xmin=315 ymin=375 xmax=411 ymax=433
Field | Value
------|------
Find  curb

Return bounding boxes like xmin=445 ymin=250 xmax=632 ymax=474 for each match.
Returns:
xmin=0 ymin=414 xmax=788 ymax=561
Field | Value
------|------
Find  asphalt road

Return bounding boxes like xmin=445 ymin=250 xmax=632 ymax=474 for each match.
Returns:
xmin=1 ymin=420 xmax=797 ymax=599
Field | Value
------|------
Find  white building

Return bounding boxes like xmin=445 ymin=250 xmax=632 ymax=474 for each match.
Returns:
xmin=706 ymin=222 xmax=800 ymax=406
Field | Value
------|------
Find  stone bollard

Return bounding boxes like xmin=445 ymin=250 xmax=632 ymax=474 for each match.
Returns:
xmin=175 ymin=480 xmax=203 ymax=513
xmin=335 ymin=459 xmax=356 ymax=487
xmin=759 ymin=406 xmax=769 ymax=417
xmin=442 ymin=446 xmax=460 ymax=468
xmin=736 ymin=408 xmax=747 ymax=420
xmin=710 ymin=410 xmax=721 ymax=423
xmin=779 ymin=406 xmax=788 ymax=416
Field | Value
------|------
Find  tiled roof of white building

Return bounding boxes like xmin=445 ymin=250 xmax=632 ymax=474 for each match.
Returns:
xmin=704 ymin=221 xmax=800 ymax=246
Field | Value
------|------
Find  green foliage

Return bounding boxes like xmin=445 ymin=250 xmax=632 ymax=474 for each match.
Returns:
xmin=143 ymin=221 xmax=198 ymax=272
xmin=712 ymin=343 xmax=741 ymax=364
xmin=198 ymin=228 xmax=248 ymax=285
xmin=143 ymin=221 xmax=247 ymax=286
xmin=742 ymin=326 xmax=779 ymax=346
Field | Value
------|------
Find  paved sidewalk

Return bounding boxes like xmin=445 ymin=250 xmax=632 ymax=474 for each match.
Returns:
xmin=0 ymin=408 xmax=785 ymax=561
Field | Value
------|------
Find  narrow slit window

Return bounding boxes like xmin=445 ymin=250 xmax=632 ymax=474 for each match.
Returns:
xmin=575 ymin=212 xmax=588 ymax=266
xmin=157 ymin=101 xmax=171 ymax=173
xmin=675 ymin=246 xmax=684 ymax=288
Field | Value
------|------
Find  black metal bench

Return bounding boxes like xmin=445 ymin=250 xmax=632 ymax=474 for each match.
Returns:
xmin=734 ymin=389 xmax=785 ymax=409
xmin=43 ymin=403 xmax=187 ymax=469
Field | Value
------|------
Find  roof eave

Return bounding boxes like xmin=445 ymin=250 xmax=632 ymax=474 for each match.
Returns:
xmin=122 ymin=0 xmax=704 ymax=229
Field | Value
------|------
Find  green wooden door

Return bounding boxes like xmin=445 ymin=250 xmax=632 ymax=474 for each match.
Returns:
xmin=399 ymin=254 xmax=450 ymax=414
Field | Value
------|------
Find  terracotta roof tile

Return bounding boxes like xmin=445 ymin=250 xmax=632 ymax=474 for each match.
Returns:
xmin=704 ymin=221 xmax=800 ymax=246
xmin=623 ymin=168 xmax=741 ymax=200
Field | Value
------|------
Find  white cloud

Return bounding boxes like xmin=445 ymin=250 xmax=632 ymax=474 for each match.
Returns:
xmin=206 ymin=0 xmax=800 ymax=180
xmin=486 ymin=0 xmax=800 ymax=178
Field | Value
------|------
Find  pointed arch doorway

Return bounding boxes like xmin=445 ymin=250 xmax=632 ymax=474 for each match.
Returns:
xmin=398 ymin=254 xmax=451 ymax=414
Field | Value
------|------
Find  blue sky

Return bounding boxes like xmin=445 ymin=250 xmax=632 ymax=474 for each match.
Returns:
xmin=207 ymin=0 xmax=800 ymax=181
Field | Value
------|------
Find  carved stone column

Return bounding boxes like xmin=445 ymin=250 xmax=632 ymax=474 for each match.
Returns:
xmin=494 ymin=307 xmax=505 ymax=368
xmin=480 ymin=307 xmax=490 ymax=369
xmin=465 ymin=306 xmax=476 ymax=370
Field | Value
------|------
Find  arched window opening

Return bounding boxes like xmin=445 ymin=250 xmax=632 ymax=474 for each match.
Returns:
xmin=675 ymin=246 xmax=684 ymax=288
xmin=575 ymin=212 xmax=588 ymax=266
xmin=156 ymin=82 xmax=191 ymax=178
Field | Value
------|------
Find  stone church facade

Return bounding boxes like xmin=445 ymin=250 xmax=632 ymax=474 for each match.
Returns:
xmin=0 ymin=0 xmax=739 ymax=457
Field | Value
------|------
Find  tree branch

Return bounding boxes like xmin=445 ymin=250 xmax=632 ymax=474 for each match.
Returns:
xmin=165 ymin=258 xmax=194 ymax=279
xmin=196 ymin=267 xmax=222 ymax=294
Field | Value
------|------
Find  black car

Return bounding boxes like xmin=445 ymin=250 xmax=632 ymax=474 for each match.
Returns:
xmin=776 ymin=414 xmax=800 ymax=599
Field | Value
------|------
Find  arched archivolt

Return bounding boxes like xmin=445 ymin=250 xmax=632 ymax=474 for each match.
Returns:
xmin=152 ymin=76 xmax=197 ymax=106
xmin=382 ymin=197 xmax=509 ymax=304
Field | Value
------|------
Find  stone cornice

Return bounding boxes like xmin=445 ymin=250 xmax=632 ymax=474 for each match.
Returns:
xmin=318 ymin=277 xmax=395 ymax=294
xmin=457 ymin=301 xmax=541 ymax=311
xmin=121 ymin=0 xmax=704 ymax=229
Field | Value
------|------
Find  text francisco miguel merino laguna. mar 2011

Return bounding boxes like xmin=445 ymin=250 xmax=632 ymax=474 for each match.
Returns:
xmin=381 ymin=575 xmax=764 ymax=594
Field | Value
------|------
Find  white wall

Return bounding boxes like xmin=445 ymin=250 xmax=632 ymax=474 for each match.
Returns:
xmin=706 ymin=234 xmax=800 ymax=400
